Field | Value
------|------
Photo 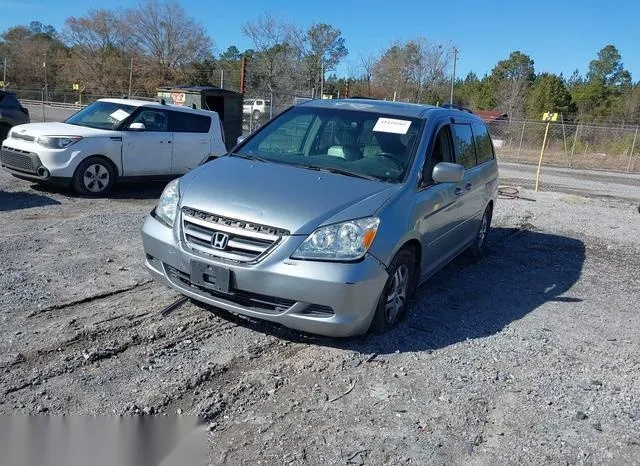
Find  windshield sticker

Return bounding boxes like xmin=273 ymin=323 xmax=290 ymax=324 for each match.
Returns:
xmin=372 ymin=117 xmax=412 ymax=134
xmin=109 ymin=109 xmax=130 ymax=121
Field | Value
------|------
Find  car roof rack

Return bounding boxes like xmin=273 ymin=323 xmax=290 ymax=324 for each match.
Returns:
xmin=440 ymin=103 xmax=474 ymax=114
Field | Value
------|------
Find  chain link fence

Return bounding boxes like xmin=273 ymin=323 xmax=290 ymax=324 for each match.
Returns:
xmin=7 ymin=82 xmax=640 ymax=173
xmin=488 ymin=119 xmax=640 ymax=173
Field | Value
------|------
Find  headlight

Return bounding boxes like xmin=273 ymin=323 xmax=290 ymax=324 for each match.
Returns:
xmin=155 ymin=178 xmax=180 ymax=227
xmin=291 ymin=217 xmax=380 ymax=261
xmin=37 ymin=136 xmax=82 ymax=149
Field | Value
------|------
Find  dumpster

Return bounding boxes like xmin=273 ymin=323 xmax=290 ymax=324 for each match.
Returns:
xmin=156 ymin=86 xmax=243 ymax=151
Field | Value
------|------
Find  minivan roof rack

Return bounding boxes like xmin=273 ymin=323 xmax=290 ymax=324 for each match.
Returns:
xmin=440 ymin=103 xmax=474 ymax=114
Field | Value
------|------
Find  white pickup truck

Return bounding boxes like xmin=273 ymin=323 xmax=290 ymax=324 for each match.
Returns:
xmin=0 ymin=98 xmax=227 ymax=195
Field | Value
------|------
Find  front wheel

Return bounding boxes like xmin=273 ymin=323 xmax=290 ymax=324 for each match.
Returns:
xmin=369 ymin=248 xmax=416 ymax=334
xmin=72 ymin=156 xmax=116 ymax=196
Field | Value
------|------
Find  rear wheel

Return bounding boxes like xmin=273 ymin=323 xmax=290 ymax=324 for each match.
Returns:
xmin=468 ymin=204 xmax=492 ymax=257
xmin=72 ymin=156 xmax=116 ymax=196
xmin=369 ymin=248 xmax=416 ymax=334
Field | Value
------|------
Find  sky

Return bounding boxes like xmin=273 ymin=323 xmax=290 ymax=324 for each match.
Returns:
xmin=1 ymin=0 xmax=639 ymax=81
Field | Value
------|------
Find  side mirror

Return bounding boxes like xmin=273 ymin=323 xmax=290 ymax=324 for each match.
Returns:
xmin=432 ymin=162 xmax=464 ymax=183
xmin=129 ymin=122 xmax=145 ymax=131
xmin=236 ymin=134 xmax=247 ymax=144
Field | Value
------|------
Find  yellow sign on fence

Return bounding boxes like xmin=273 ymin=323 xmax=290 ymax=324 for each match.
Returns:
xmin=0 ymin=81 xmax=4 ymax=88
xmin=542 ymin=112 xmax=559 ymax=122
xmin=72 ymin=83 xmax=80 ymax=90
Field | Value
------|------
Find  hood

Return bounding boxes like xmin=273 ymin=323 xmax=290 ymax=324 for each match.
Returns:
xmin=179 ymin=156 xmax=402 ymax=235
xmin=9 ymin=122 xmax=113 ymax=138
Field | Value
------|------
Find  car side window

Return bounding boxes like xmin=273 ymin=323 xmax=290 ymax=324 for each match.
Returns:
xmin=422 ymin=124 xmax=453 ymax=185
xmin=168 ymin=111 xmax=211 ymax=133
xmin=451 ymin=123 xmax=477 ymax=170
xmin=471 ymin=122 xmax=495 ymax=164
xmin=131 ymin=109 xmax=168 ymax=132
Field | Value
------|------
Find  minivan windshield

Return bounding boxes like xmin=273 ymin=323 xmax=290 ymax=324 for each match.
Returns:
xmin=65 ymin=101 xmax=137 ymax=130
xmin=235 ymin=106 xmax=423 ymax=183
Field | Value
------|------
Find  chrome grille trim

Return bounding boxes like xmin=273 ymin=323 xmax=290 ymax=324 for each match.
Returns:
xmin=181 ymin=207 xmax=288 ymax=263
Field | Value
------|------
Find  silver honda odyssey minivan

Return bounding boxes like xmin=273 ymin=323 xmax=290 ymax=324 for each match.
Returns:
xmin=141 ymin=99 xmax=499 ymax=337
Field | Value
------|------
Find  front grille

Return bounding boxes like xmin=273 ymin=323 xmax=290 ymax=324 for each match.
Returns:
xmin=12 ymin=132 xmax=36 ymax=142
xmin=181 ymin=207 xmax=288 ymax=263
xmin=164 ymin=263 xmax=295 ymax=315
xmin=0 ymin=148 xmax=37 ymax=173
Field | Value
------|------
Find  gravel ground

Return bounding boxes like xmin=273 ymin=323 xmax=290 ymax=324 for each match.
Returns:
xmin=0 ymin=167 xmax=639 ymax=465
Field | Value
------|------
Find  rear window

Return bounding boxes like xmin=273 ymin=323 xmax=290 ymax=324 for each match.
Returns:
xmin=471 ymin=122 xmax=495 ymax=164
xmin=169 ymin=111 xmax=211 ymax=133
xmin=451 ymin=123 xmax=477 ymax=169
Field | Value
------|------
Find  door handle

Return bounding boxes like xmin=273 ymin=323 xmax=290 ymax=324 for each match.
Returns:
xmin=455 ymin=187 xmax=463 ymax=195
xmin=465 ymin=182 xmax=472 ymax=191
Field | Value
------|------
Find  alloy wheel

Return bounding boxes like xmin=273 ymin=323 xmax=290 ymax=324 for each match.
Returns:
xmin=385 ymin=264 xmax=410 ymax=324
xmin=83 ymin=164 xmax=110 ymax=193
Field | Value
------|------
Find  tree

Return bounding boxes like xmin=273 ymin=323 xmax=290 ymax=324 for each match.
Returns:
xmin=587 ymin=45 xmax=631 ymax=88
xmin=295 ymin=23 xmax=348 ymax=94
xmin=372 ymin=38 xmax=452 ymax=103
xmin=455 ymin=72 xmax=495 ymax=109
xmin=62 ymin=9 xmax=136 ymax=94
xmin=490 ymin=51 xmax=535 ymax=118
xmin=126 ymin=0 xmax=213 ymax=84
xmin=0 ymin=24 xmax=65 ymax=89
xmin=526 ymin=73 xmax=572 ymax=119
xmin=241 ymin=14 xmax=299 ymax=93
xmin=572 ymin=45 xmax=633 ymax=121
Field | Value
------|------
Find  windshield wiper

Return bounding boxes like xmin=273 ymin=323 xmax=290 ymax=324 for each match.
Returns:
xmin=228 ymin=152 xmax=270 ymax=163
xmin=302 ymin=165 xmax=379 ymax=181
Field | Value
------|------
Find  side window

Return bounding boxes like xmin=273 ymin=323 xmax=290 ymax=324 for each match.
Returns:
xmin=451 ymin=123 xmax=477 ymax=169
xmin=169 ymin=111 xmax=211 ymax=133
xmin=131 ymin=109 xmax=168 ymax=132
xmin=471 ymin=122 xmax=495 ymax=164
xmin=422 ymin=125 xmax=453 ymax=184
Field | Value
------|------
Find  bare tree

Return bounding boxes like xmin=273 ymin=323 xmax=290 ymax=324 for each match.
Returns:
xmin=373 ymin=37 xmax=452 ymax=103
xmin=62 ymin=9 xmax=136 ymax=94
xmin=359 ymin=53 xmax=378 ymax=96
xmin=126 ymin=0 xmax=213 ymax=84
xmin=241 ymin=14 xmax=298 ymax=93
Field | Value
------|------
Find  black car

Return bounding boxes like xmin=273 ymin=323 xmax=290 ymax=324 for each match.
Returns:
xmin=0 ymin=90 xmax=30 ymax=142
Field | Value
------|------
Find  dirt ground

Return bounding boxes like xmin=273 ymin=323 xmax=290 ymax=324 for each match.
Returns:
xmin=1 ymin=167 xmax=639 ymax=465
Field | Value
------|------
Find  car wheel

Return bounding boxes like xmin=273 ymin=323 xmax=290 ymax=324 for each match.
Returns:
xmin=72 ymin=157 xmax=116 ymax=196
xmin=369 ymin=248 xmax=416 ymax=334
xmin=468 ymin=204 xmax=492 ymax=257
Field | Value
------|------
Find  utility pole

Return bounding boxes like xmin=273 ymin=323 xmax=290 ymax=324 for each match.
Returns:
xmin=43 ymin=51 xmax=48 ymax=102
xmin=128 ymin=56 xmax=133 ymax=97
xmin=320 ymin=57 xmax=324 ymax=99
xmin=449 ymin=47 xmax=458 ymax=105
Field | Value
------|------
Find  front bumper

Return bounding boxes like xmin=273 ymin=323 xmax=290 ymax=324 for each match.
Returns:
xmin=141 ymin=214 xmax=389 ymax=337
xmin=1 ymin=139 xmax=80 ymax=179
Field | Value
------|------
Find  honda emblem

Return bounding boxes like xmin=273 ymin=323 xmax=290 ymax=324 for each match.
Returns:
xmin=211 ymin=232 xmax=229 ymax=250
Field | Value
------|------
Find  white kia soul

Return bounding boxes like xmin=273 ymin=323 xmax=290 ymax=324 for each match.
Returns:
xmin=0 ymin=98 xmax=227 ymax=195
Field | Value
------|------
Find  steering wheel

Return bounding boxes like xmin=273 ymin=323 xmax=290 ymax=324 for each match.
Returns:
xmin=376 ymin=152 xmax=404 ymax=170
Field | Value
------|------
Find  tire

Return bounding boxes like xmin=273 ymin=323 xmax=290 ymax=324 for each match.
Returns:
xmin=369 ymin=248 xmax=416 ymax=334
xmin=468 ymin=204 xmax=492 ymax=257
xmin=72 ymin=156 xmax=116 ymax=196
